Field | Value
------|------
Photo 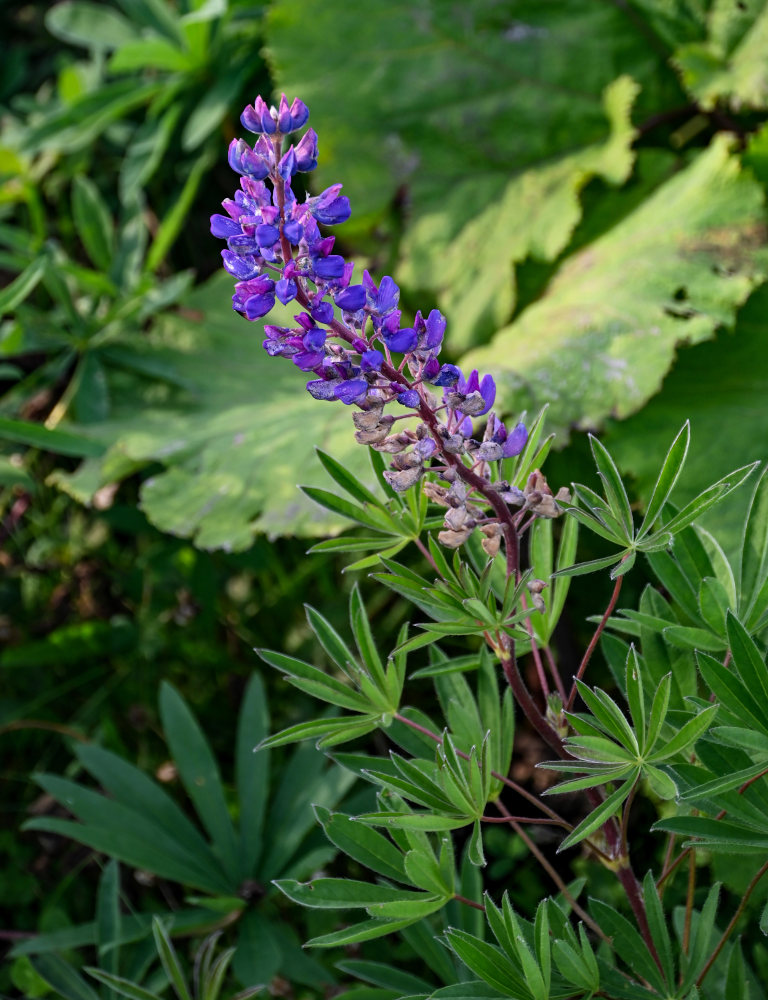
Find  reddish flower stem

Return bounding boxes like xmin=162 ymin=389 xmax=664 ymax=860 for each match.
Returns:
xmin=565 ymin=571 xmax=624 ymax=712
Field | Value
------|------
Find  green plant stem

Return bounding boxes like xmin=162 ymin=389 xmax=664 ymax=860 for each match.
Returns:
xmin=565 ymin=572 xmax=624 ymax=712
xmin=696 ymin=858 xmax=768 ymax=988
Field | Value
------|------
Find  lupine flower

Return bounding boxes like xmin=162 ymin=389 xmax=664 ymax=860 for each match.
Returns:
xmin=210 ymin=94 xmax=546 ymax=543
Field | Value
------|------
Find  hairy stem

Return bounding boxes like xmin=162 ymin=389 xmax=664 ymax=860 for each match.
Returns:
xmin=501 ymin=652 xmax=564 ymax=757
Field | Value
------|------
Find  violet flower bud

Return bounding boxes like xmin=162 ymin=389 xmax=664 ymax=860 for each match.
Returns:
xmin=295 ymin=128 xmax=318 ymax=171
xmin=360 ymin=349 xmax=383 ymax=371
xmin=503 ymin=422 xmax=528 ymax=458
xmin=396 ymin=389 xmax=421 ymax=407
xmin=433 ymin=363 xmax=461 ymax=386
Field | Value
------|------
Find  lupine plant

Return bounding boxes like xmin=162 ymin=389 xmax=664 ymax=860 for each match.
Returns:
xmin=206 ymin=95 xmax=768 ymax=998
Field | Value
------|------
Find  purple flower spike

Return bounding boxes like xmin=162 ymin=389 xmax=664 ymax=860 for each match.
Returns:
xmin=335 ymin=285 xmax=366 ymax=311
xmin=397 ymin=389 xmax=421 ymax=408
xmin=503 ymin=422 xmax=528 ymax=458
xmin=275 ymin=277 xmax=297 ymax=304
xmin=334 ymin=379 xmax=369 ymax=404
xmin=295 ymin=128 xmax=318 ymax=171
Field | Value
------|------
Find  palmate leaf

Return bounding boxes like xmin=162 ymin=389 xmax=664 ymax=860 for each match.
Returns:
xmin=49 ymin=274 xmax=378 ymax=547
xmin=464 ymin=137 xmax=767 ymax=439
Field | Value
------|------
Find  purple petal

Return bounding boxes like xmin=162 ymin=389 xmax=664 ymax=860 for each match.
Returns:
xmin=289 ymin=97 xmax=309 ymax=131
xmin=283 ymin=220 xmax=303 ymax=244
xmin=396 ymin=389 xmax=421 ymax=408
xmin=295 ymin=128 xmax=318 ymax=171
xmin=307 ymin=378 xmax=341 ymax=400
xmin=210 ymin=214 xmax=242 ymax=239
xmin=256 ymin=223 xmax=279 ymax=247
xmin=311 ymin=301 xmax=334 ymax=324
xmin=502 ymin=422 xmax=528 ymax=458
xmin=360 ymin=349 xmax=383 ymax=371
xmin=335 ymin=284 xmax=366 ymax=311
xmin=478 ymin=374 xmax=496 ymax=414
xmin=334 ymin=379 xmax=369 ymax=404
xmin=221 ymin=250 xmax=260 ymax=280
xmin=384 ymin=327 xmax=418 ymax=353
xmin=244 ymin=292 xmax=276 ymax=320
xmin=278 ymin=146 xmax=297 ymax=180
xmin=312 ymin=196 xmax=351 ymax=226
xmin=424 ymin=309 xmax=446 ymax=350
xmin=275 ymin=277 xmax=297 ymax=304
xmin=312 ymin=255 xmax=345 ymax=280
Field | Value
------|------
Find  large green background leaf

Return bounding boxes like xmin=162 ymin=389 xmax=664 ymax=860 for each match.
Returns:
xmin=51 ymin=276 xmax=375 ymax=549
xmin=267 ymin=0 xmax=680 ymax=347
xmin=605 ymin=283 xmax=768 ymax=548
xmin=461 ymin=137 xmax=767 ymax=439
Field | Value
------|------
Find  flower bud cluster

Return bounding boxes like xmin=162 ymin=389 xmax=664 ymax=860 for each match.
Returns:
xmin=211 ymin=95 xmax=566 ymax=546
